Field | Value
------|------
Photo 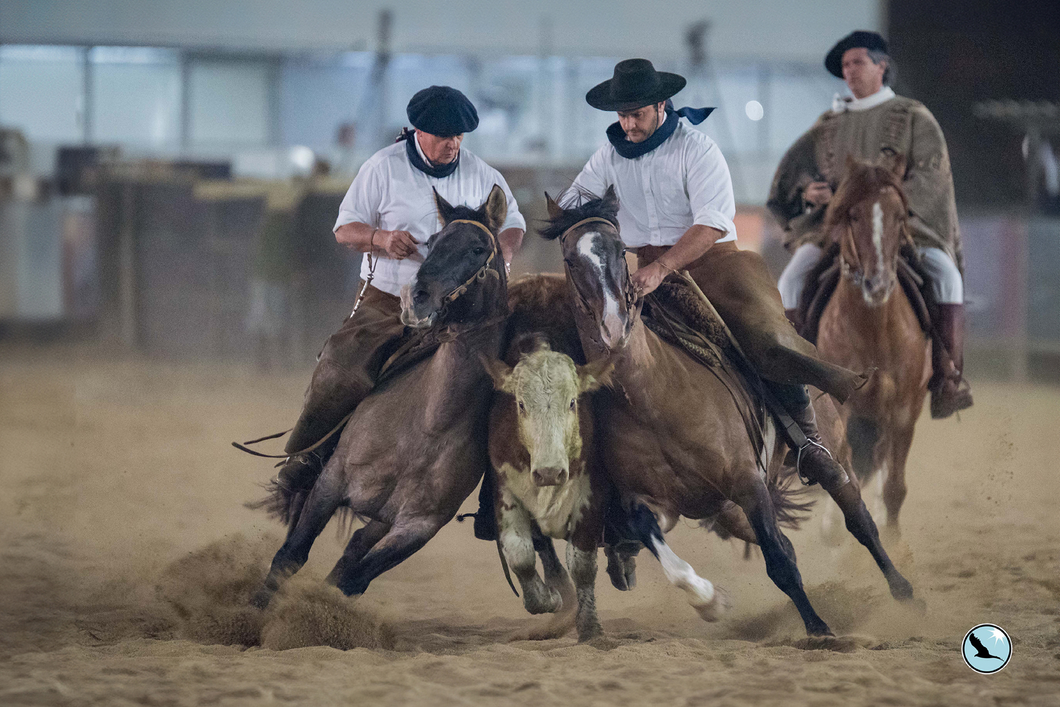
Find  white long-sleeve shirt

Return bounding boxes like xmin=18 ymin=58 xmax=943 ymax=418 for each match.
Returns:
xmin=569 ymin=120 xmax=737 ymax=247
xmin=334 ymin=137 xmax=525 ymax=296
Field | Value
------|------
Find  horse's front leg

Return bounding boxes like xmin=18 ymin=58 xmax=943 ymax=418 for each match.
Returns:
xmin=827 ymin=469 xmax=916 ymax=602
xmin=500 ymin=501 xmax=562 ymax=614
xmin=253 ymin=466 xmax=345 ymax=609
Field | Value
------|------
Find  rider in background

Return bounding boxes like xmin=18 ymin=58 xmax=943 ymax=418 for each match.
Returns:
xmin=569 ymin=58 xmax=861 ymax=493
xmin=273 ymin=86 xmax=525 ymax=496
xmin=768 ymin=31 xmax=972 ymax=419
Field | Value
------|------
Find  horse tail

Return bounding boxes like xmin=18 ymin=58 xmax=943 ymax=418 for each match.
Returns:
xmin=846 ymin=416 xmax=879 ymax=481
xmin=768 ymin=459 xmax=815 ymax=531
xmin=244 ymin=481 xmax=300 ymax=525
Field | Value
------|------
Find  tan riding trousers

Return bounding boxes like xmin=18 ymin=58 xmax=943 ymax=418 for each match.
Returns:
xmin=637 ymin=242 xmax=863 ymax=403
xmin=286 ymin=284 xmax=408 ymax=454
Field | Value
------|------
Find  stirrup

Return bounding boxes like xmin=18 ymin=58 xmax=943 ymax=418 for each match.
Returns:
xmin=795 ymin=440 xmax=832 ymax=487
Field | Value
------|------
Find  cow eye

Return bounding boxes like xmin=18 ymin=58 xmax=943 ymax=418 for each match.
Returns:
xmin=569 ymin=398 xmax=576 ymax=410
xmin=517 ymin=400 xmax=525 ymax=413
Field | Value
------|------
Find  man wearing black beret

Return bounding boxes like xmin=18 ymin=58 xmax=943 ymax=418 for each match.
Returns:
xmin=768 ymin=31 xmax=972 ymax=418
xmin=273 ymin=85 xmax=525 ymax=493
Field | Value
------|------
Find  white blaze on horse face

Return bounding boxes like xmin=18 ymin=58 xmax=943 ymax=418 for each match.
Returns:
xmin=577 ymin=232 xmax=623 ymax=347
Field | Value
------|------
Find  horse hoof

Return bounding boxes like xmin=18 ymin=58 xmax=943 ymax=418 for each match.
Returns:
xmin=250 ymin=589 xmax=272 ymax=610
xmin=807 ymin=622 xmax=834 ymax=638
xmin=890 ymin=575 xmax=916 ymax=602
xmin=693 ymin=586 xmax=731 ymax=622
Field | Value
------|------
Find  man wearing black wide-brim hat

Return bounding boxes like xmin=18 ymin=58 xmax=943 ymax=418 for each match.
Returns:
xmin=767 ymin=31 xmax=972 ymax=419
xmin=569 ymin=58 xmax=862 ymax=493
xmin=270 ymin=86 xmax=525 ymax=494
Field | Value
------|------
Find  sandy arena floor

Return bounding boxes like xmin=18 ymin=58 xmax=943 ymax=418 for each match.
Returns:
xmin=1 ymin=343 xmax=1058 ymax=706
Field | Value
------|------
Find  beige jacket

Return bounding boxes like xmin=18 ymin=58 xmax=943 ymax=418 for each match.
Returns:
xmin=767 ymin=93 xmax=963 ymax=272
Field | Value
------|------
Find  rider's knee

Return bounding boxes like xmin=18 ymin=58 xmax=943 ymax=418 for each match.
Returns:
xmin=918 ymin=247 xmax=963 ymax=304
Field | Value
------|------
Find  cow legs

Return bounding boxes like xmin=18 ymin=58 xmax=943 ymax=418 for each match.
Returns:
xmin=500 ymin=505 xmax=562 ymax=614
xmin=738 ymin=484 xmax=832 ymax=636
xmin=629 ymin=504 xmax=729 ymax=622
xmin=532 ymin=534 xmax=575 ymax=609
xmin=331 ymin=516 xmax=447 ymax=597
xmin=567 ymin=534 xmax=603 ymax=642
xmin=826 ymin=477 xmax=915 ymax=601
xmin=252 ymin=467 xmax=346 ymax=609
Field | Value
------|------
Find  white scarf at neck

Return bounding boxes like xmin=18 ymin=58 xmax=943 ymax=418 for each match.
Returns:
xmin=832 ymin=86 xmax=896 ymax=114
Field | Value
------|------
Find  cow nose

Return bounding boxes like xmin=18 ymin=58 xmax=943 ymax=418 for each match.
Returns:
xmin=531 ymin=467 xmax=567 ymax=487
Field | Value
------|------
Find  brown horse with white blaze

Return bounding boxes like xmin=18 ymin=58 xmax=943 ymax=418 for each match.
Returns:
xmin=543 ymin=188 xmax=916 ymax=637
xmin=817 ymin=159 xmax=931 ymax=535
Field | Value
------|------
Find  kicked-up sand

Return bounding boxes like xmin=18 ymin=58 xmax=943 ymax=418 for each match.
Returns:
xmin=1 ymin=343 xmax=1058 ymax=706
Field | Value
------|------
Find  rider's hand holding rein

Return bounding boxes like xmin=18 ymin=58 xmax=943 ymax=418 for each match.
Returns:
xmin=335 ymin=222 xmax=422 ymax=261
xmin=631 ymin=223 xmax=725 ymax=297
xmin=803 ymin=181 xmax=833 ymax=207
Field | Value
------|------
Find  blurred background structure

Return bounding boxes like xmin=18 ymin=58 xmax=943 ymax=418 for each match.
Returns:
xmin=0 ymin=0 xmax=1057 ymax=378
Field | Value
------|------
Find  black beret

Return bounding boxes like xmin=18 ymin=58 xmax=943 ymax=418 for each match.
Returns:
xmin=406 ymin=86 xmax=479 ymax=137
xmin=825 ymin=31 xmax=889 ymax=78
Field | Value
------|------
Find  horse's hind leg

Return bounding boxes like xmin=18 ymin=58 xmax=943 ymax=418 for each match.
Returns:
xmin=737 ymin=484 xmax=832 ymax=636
xmin=826 ymin=477 xmax=914 ymax=602
xmin=253 ymin=468 xmax=345 ymax=609
xmin=331 ymin=515 xmax=447 ymax=597
xmin=325 ymin=519 xmax=391 ymax=587
xmin=629 ymin=504 xmax=729 ymax=622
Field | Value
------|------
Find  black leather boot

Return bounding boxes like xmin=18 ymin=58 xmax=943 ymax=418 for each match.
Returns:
xmin=786 ymin=398 xmax=850 ymax=492
xmin=930 ymin=303 xmax=974 ymax=419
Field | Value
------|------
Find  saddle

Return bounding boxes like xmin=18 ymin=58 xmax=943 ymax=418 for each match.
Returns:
xmin=795 ymin=242 xmax=935 ymax=345
xmin=642 ymin=273 xmax=776 ymax=461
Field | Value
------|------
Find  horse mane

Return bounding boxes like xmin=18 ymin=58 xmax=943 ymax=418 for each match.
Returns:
xmin=824 ymin=161 xmax=909 ymax=229
xmin=539 ymin=186 xmax=620 ymax=241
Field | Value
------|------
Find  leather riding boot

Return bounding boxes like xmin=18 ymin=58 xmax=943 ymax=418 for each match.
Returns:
xmin=785 ymin=398 xmax=850 ymax=492
xmin=930 ymin=303 xmax=974 ymax=419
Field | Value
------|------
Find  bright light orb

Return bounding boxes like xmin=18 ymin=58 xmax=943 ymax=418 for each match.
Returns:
xmin=745 ymin=100 xmax=764 ymax=121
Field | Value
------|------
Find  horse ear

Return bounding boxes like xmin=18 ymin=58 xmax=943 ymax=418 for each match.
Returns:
xmin=434 ymin=187 xmax=457 ymax=226
xmin=577 ymin=358 xmax=614 ymax=393
xmin=482 ymin=184 xmax=508 ymax=233
xmin=545 ymin=192 xmax=564 ymax=220
xmin=602 ymin=184 xmax=619 ymax=210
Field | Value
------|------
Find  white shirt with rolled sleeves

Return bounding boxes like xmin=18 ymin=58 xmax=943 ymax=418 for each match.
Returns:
xmin=334 ymin=137 xmax=526 ymax=297
xmin=569 ymin=120 xmax=737 ymax=246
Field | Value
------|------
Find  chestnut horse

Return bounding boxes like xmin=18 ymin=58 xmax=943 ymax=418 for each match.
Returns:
xmin=252 ymin=186 xmax=509 ymax=607
xmin=543 ymin=188 xmax=915 ymax=637
xmin=817 ymin=160 xmax=931 ymax=535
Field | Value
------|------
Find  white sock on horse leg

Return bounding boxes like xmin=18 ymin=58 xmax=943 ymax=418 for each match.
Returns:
xmin=650 ymin=536 xmax=715 ymax=609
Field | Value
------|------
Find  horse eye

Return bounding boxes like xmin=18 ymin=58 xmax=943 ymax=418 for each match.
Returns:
xmin=473 ymin=246 xmax=486 ymax=256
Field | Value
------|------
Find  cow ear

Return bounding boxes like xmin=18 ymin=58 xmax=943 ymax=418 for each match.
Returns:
xmin=434 ymin=187 xmax=457 ymax=226
xmin=577 ymin=358 xmax=614 ymax=393
xmin=479 ymin=354 xmax=513 ymax=391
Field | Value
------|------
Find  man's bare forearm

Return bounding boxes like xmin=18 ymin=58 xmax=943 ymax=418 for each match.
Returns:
xmin=498 ymin=227 xmax=524 ymax=266
xmin=655 ymin=225 xmax=726 ymax=271
xmin=334 ymin=222 xmax=378 ymax=253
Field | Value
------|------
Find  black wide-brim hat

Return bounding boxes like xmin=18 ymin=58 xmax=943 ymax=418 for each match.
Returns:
xmin=406 ymin=85 xmax=479 ymax=137
xmin=825 ymin=30 xmax=889 ymax=78
xmin=586 ymin=58 xmax=686 ymax=112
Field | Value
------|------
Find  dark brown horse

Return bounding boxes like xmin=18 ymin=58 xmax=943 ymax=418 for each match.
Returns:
xmin=543 ymin=188 xmax=915 ymax=637
xmin=253 ymin=186 xmax=509 ymax=607
xmin=817 ymin=160 xmax=931 ymax=536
